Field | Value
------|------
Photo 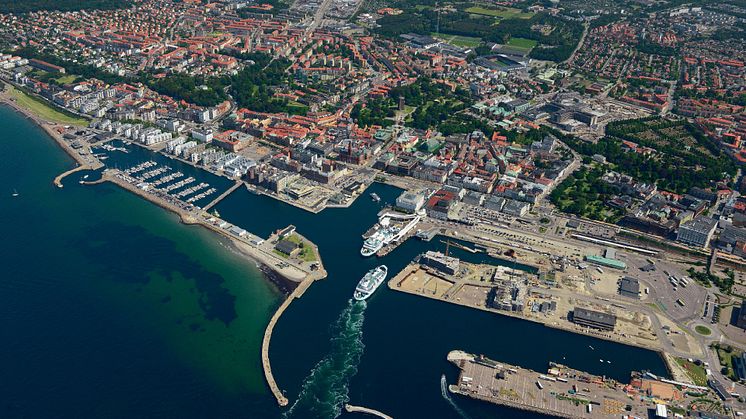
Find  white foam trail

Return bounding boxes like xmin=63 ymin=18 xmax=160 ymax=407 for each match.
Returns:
xmin=441 ymin=374 xmax=472 ymax=419
xmin=284 ymin=299 xmax=367 ymax=418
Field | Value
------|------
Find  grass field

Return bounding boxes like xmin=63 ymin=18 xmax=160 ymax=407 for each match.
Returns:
xmin=465 ymin=6 xmax=534 ymax=19
xmin=8 ymin=86 xmax=88 ymax=127
xmin=55 ymin=74 xmax=79 ymax=85
xmin=675 ymin=357 xmax=708 ymax=386
xmin=431 ymin=32 xmax=482 ymax=48
xmin=507 ymin=37 xmax=538 ymax=50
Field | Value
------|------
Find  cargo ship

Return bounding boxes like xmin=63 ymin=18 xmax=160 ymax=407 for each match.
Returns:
xmin=353 ymin=265 xmax=388 ymax=301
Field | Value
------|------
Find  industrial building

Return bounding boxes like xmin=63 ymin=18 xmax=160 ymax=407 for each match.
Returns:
xmin=571 ymin=307 xmax=617 ymax=331
xmin=619 ymin=276 xmax=641 ymax=299
xmin=421 ymin=251 xmax=460 ymax=275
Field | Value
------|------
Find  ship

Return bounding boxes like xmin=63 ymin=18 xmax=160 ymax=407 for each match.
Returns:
xmin=354 ymin=265 xmax=388 ymax=301
xmin=360 ymin=228 xmax=395 ymax=257
xmin=370 ymin=192 xmax=381 ymax=202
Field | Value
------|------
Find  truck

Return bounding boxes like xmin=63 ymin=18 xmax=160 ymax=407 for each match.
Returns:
xmin=676 ymin=299 xmax=686 ymax=307
xmin=536 ymin=381 xmax=544 ymax=390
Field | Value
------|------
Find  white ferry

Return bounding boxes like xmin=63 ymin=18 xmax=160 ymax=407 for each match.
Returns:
xmin=354 ymin=265 xmax=388 ymax=301
xmin=360 ymin=228 xmax=395 ymax=257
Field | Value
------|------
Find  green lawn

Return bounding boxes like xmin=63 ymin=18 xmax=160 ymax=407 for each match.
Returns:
xmin=675 ymin=358 xmax=708 ymax=386
xmin=431 ymin=32 xmax=482 ymax=48
xmin=715 ymin=344 xmax=742 ymax=381
xmin=55 ymin=74 xmax=79 ymax=85
xmin=9 ymin=86 xmax=88 ymax=127
xmin=695 ymin=325 xmax=712 ymax=336
xmin=507 ymin=37 xmax=538 ymax=50
xmin=465 ymin=6 xmax=534 ymax=19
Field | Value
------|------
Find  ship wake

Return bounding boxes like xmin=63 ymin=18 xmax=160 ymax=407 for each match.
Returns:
xmin=284 ymin=299 xmax=367 ymax=418
xmin=441 ymin=374 xmax=472 ymax=419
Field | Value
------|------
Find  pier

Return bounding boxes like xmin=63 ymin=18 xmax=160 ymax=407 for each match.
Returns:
xmin=344 ymin=404 xmax=393 ymax=419
xmin=54 ymin=165 xmax=90 ymax=188
xmin=202 ymin=180 xmax=243 ymax=211
xmin=262 ymin=278 xmax=316 ymax=407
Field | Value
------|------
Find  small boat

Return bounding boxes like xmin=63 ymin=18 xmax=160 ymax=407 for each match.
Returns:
xmin=599 ymin=359 xmax=604 ymax=363
xmin=12 ymin=189 xmax=19 ymax=197
xmin=607 ymin=360 xmax=611 ymax=364
xmin=370 ymin=192 xmax=381 ymax=202
xmin=83 ymin=174 xmax=89 ymax=180
xmin=588 ymin=345 xmax=594 ymax=350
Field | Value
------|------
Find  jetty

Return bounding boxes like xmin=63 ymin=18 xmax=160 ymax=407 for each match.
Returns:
xmin=344 ymin=404 xmax=394 ymax=419
xmin=54 ymin=165 xmax=89 ymax=188
xmin=202 ymin=180 xmax=243 ymax=211
xmin=262 ymin=278 xmax=316 ymax=407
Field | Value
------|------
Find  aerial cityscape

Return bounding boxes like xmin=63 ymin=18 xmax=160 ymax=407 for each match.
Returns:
xmin=1 ymin=0 xmax=746 ymax=417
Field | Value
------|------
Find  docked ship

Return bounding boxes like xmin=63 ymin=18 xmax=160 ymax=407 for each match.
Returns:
xmin=360 ymin=228 xmax=395 ymax=257
xmin=354 ymin=265 xmax=388 ymax=301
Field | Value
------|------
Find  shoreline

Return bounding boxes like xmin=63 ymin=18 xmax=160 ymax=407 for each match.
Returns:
xmin=0 ymin=87 xmax=326 ymax=408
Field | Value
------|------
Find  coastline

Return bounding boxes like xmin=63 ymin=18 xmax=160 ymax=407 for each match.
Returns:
xmin=0 ymin=86 xmax=326 ymax=408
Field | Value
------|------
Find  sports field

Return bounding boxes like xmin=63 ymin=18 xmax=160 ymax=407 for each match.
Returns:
xmin=465 ymin=6 xmax=534 ymax=19
xmin=431 ymin=33 xmax=482 ymax=48
xmin=507 ymin=37 xmax=538 ymax=49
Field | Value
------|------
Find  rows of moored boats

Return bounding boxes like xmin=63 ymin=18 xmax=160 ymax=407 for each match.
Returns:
xmin=125 ymin=161 xmax=217 ymax=205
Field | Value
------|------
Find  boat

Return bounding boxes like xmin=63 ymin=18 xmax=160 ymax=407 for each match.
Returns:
xmin=354 ymin=265 xmax=388 ymax=301
xmin=360 ymin=228 xmax=395 ymax=257
xmin=370 ymin=192 xmax=381 ymax=202
xmin=211 ymin=209 xmax=221 ymax=218
xmin=12 ymin=189 xmax=19 ymax=197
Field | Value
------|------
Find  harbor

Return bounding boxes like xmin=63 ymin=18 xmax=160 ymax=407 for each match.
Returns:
xmin=1 ymin=91 xmax=676 ymax=418
xmin=447 ymin=350 xmax=713 ymax=418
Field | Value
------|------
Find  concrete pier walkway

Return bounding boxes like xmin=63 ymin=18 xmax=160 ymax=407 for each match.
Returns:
xmin=54 ymin=165 xmax=88 ymax=188
xmin=202 ymin=180 xmax=243 ymax=211
xmin=344 ymin=404 xmax=394 ymax=419
xmin=262 ymin=278 xmax=316 ymax=406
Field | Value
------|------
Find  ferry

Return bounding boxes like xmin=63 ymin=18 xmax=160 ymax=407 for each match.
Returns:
xmin=353 ymin=265 xmax=388 ymax=301
xmin=360 ymin=228 xmax=395 ymax=257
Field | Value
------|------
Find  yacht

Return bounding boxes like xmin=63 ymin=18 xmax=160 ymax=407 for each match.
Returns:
xmin=370 ymin=192 xmax=381 ymax=202
xmin=354 ymin=265 xmax=388 ymax=301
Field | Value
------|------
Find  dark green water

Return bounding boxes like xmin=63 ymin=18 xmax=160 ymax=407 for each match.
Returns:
xmin=0 ymin=105 xmax=280 ymax=418
xmin=1 ymin=103 xmax=669 ymax=419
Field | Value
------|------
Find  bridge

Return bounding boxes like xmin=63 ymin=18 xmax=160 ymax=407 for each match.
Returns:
xmin=202 ymin=180 xmax=243 ymax=211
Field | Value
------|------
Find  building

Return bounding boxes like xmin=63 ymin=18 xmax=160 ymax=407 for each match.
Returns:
xmin=192 ymin=128 xmax=214 ymax=143
xmin=572 ymin=307 xmax=616 ymax=331
xmin=421 ymin=251 xmax=460 ymax=275
xmin=677 ymin=217 xmax=718 ymax=248
xmin=275 ymin=239 xmax=299 ymax=256
xmin=619 ymin=276 xmax=641 ymax=299
xmin=396 ymin=190 xmax=426 ymax=213
xmin=584 ymin=254 xmax=627 ymax=270
xmin=736 ymin=300 xmax=746 ymax=329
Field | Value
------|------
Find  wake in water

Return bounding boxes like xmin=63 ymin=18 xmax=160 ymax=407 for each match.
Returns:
xmin=284 ymin=299 xmax=367 ymax=418
xmin=441 ymin=374 xmax=473 ymax=419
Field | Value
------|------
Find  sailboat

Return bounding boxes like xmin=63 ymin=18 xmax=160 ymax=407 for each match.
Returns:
xmin=11 ymin=189 xmax=19 ymax=197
